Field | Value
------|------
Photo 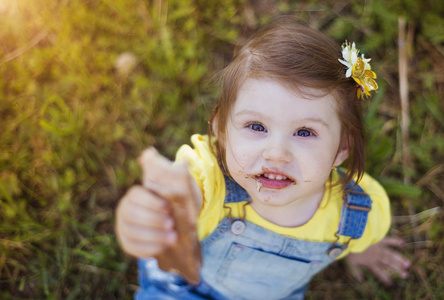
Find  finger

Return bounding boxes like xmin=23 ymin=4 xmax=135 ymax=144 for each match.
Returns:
xmin=121 ymin=192 xmax=173 ymax=229
xmin=126 ymin=185 xmax=170 ymax=214
xmin=139 ymin=147 xmax=177 ymax=185
xmin=116 ymin=223 xmax=178 ymax=258
xmin=350 ymin=266 xmax=364 ymax=282
xmin=380 ymin=236 xmax=405 ymax=248
xmin=139 ymin=147 xmax=166 ymax=183
xmin=379 ymin=247 xmax=406 ymax=267
xmin=122 ymin=203 xmax=174 ymax=230
xmin=346 ymin=255 xmax=365 ymax=282
xmin=119 ymin=187 xmax=176 ymax=230
xmin=139 ymin=147 xmax=190 ymax=190
xmin=142 ymin=178 xmax=189 ymax=205
xmin=380 ymin=249 xmax=410 ymax=278
xmin=115 ymin=224 xmax=163 ymax=258
xmin=368 ymin=263 xmax=393 ymax=286
xmin=119 ymin=237 xmax=172 ymax=258
xmin=122 ymin=224 xmax=178 ymax=245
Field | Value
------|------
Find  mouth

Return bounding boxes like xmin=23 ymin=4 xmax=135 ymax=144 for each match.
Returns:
xmin=247 ymin=168 xmax=296 ymax=190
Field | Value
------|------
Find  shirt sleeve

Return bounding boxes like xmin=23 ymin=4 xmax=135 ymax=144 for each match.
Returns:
xmin=175 ymin=134 xmax=226 ymax=240
xmin=347 ymin=173 xmax=391 ymax=253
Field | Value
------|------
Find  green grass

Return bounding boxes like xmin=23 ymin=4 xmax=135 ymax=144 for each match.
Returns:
xmin=1 ymin=0 xmax=443 ymax=299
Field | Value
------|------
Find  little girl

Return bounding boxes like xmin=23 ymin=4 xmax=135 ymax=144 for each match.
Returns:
xmin=116 ymin=17 xmax=409 ymax=299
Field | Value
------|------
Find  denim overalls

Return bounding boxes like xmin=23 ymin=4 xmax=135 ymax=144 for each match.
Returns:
xmin=136 ymin=172 xmax=372 ymax=300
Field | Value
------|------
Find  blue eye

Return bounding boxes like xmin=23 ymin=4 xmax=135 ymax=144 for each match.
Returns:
xmin=248 ymin=123 xmax=267 ymax=132
xmin=296 ymin=128 xmax=313 ymax=137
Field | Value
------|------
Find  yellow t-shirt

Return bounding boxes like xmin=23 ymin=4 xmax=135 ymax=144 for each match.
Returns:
xmin=176 ymin=134 xmax=391 ymax=259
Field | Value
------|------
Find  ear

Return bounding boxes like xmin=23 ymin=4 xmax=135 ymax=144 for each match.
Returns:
xmin=333 ymin=136 xmax=350 ymax=167
xmin=212 ymin=114 xmax=218 ymax=137
xmin=211 ymin=113 xmax=223 ymax=142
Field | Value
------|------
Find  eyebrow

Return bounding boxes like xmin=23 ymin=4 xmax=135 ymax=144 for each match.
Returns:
xmin=234 ymin=110 xmax=330 ymax=128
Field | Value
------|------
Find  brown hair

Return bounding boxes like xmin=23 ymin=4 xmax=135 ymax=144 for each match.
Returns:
xmin=209 ymin=17 xmax=365 ymax=186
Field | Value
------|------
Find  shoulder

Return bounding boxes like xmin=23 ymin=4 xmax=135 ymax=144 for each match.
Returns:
xmin=176 ymin=134 xmax=215 ymax=166
xmin=358 ymin=172 xmax=391 ymax=219
xmin=348 ymin=172 xmax=391 ymax=253
xmin=358 ymin=172 xmax=390 ymax=206
xmin=175 ymin=134 xmax=221 ymax=185
xmin=175 ymin=134 xmax=226 ymax=240
xmin=175 ymin=135 xmax=225 ymax=201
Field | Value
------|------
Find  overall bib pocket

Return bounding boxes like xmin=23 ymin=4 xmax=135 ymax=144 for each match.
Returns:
xmin=215 ymin=243 xmax=316 ymax=299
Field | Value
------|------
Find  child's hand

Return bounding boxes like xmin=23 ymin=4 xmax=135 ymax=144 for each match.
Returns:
xmin=115 ymin=148 xmax=202 ymax=258
xmin=345 ymin=237 xmax=411 ymax=286
xmin=115 ymin=184 xmax=178 ymax=258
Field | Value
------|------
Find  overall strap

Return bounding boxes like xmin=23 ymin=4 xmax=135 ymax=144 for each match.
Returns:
xmin=223 ymin=172 xmax=372 ymax=240
xmin=336 ymin=169 xmax=372 ymax=239
xmin=224 ymin=175 xmax=251 ymax=204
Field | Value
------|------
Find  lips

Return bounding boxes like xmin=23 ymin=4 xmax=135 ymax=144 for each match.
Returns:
xmin=255 ymin=169 xmax=296 ymax=190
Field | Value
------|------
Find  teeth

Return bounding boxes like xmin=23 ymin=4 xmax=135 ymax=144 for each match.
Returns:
xmin=264 ymin=173 xmax=287 ymax=180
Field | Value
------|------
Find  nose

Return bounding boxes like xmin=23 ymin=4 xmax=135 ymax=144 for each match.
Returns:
xmin=261 ymin=136 xmax=293 ymax=163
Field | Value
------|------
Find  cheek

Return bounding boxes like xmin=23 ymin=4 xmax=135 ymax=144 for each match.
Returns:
xmin=225 ymin=135 xmax=258 ymax=171
xmin=296 ymin=146 xmax=337 ymax=171
xmin=225 ymin=143 xmax=251 ymax=170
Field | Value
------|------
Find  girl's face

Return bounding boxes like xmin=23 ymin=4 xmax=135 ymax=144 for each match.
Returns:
xmin=223 ymin=78 xmax=349 ymax=221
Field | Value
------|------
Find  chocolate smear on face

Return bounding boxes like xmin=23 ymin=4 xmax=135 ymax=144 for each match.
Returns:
xmin=245 ymin=174 xmax=263 ymax=192
xmin=257 ymin=180 xmax=263 ymax=192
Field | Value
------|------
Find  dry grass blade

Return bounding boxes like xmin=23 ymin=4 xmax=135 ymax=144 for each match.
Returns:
xmin=416 ymin=164 xmax=444 ymax=202
xmin=398 ymin=17 xmax=420 ymax=243
xmin=392 ymin=207 xmax=441 ymax=224
xmin=0 ymin=30 xmax=48 ymax=65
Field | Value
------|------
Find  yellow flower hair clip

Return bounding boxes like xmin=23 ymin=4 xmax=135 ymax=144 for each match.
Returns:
xmin=338 ymin=41 xmax=378 ymax=99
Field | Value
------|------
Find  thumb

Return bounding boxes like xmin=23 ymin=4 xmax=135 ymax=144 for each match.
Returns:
xmin=346 ymin=256 xmax=364 ymax=282
xmin=138 ymin=147 xmax=192 ymax=201
xmin=349 ymin=264 xmax=364 ymax=282
xmin=138 ymin=147 xmax=175 ymax=187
